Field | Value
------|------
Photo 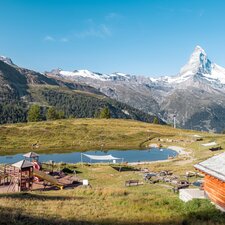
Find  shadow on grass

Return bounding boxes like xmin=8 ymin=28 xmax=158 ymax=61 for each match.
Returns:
xmin=0 ymin=205 xmax=225 ymax=225
xmin=0 ymin=192 xmax=83 ymax=201
xmin=182 ymin=209 xmax=225 ymax=225
xmin=111 ymin=165 xmax=140 ymax=172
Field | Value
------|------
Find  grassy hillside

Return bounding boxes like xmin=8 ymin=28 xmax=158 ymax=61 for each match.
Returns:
xmin=0 ymin=118 xmax=223 ymax=161
xmin=0 ymin=163 xmax=225 ymax=225
xmin=0 ymin=119 xmax=225 ymax=224
xmin=0 ymin=118 xmax=162 ymax=154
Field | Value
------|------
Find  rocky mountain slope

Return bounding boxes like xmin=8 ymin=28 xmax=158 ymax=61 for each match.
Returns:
xmin=0 ymin=58 xmax=161 ymax=124
xmin=48 ymin=46 xmax=225 ymax=132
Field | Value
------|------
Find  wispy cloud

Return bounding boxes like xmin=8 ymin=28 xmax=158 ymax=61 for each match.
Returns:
xmin=84 ymin=18 xmax=94 ymax=25
xmin=105 ymin=12 xmax=121 ymax=20
xmin=100 ymin=24 xmax=111 ymax=36
xmin=198 ymin=9 xmax=205 ymax=17
xmin=60 ymin=37 xmax=69 ymax=42
xmin=44 ymin=36 xmax=69 ymax=43
xmin=75 ymin=24 xmax=112 ymax=39
xmin=44 ymin=35 xmax=55 ymax=41
xmin=44 ymin=13 xmax=119 ymax=42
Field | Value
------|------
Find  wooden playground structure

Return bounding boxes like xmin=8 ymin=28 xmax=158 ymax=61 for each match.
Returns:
xmin=0 ymin=152 xmax=78 ymax=193
xmin=0 ymin=160 xmax=33 ymax=192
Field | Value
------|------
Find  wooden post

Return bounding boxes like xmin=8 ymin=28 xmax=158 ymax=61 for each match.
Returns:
xmin=19 ymin=169 xmax=21 ymax=192
xmin=81 ymin=153 xmax=83 ymax=167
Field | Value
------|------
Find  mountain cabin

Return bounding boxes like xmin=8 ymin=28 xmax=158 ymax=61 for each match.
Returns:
xmin=194 ymin=152 xmax=225 ymax=211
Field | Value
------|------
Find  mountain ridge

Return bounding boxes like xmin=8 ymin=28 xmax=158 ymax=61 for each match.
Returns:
xmin=0 ymin=58 xmax=162 ymax=125
xmin=45 ymin=45 xmax=225 ymax=88
xmin=45 ymin=46 xmax=225 ymax=132
xmin=2 ymin=46 xmax=225 ymax=131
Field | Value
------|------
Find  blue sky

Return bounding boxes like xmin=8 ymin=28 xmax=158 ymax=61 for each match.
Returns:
xmin=1 ymin=0 xmax=225 ymax=76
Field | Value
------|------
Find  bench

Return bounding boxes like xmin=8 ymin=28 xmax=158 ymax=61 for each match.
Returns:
xmin=125 ymin=180 xmax=143 ymax=187
xmin=209 ymin=146 xmax=222 ymax=151
xmin=172 ymin=183 xmax=190 ymax=193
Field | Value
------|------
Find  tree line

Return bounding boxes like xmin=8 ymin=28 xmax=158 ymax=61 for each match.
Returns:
xmin=0 ymin=88 xmax=161 ymax=124
xmin=27 ymin=104 xmax=111 ymax=122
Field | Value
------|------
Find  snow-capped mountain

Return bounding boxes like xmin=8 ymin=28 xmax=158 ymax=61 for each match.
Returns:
xmin=180 ymin=45 xmax=212 ymax=77
xmin=50 ymin=45 xmax=225 ymax=88
xmin=161 ymin=45 xmax=225 ymax=86
xmin=49 ymin=68 xmax=139 ymax=82
xmin=0 ymin=56 xmax=160 ymax=125
xmin=0 ymin=56 xmax=16 ymax=66
xmin=47 ymin=46 xmax=225 ymax=132
xmin=58 ymin=69 xmax=110 ymax=81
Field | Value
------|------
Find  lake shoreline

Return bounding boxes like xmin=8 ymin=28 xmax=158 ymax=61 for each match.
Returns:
xmin=127 ymin=146 xmax=188 ymax=165
xmin=0 ymin=148 xmax=179 ymax=164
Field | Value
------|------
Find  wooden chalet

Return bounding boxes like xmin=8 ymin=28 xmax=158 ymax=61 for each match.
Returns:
xmin=194 ymin=152 xmax=225 ymax=211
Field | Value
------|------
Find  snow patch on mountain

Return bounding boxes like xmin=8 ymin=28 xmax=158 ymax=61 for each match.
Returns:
xmin=55 ymin=69 xmax=139 ymax=82
xmin=58 ymin=69 xmax=110 ymax=81
xmin=0 ymin=56 xmax=15 ymax=66
xmin=49 ymin=45 xmax=225 ymax=89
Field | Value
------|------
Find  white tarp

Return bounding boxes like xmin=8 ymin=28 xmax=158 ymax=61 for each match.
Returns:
xmin=201 ymin=142 xmax=217 ymax=147
xmin=82 ymin=154 xmax=120 ymax=161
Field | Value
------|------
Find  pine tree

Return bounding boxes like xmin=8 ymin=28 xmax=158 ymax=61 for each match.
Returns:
xmin=46 ymin=107 xmax=58 ymax=120
xmin=58 ymin=110 xmax=65 ymax=119
xmin=27 ymin=105 xmax=42 ymax=122
xmin=94 ymin=110 xmax=100 ymax=118
xmin=99 ymin=107 xmax=110 ymax=119
xmin=153 ymin=117 xmax=159 ymax=124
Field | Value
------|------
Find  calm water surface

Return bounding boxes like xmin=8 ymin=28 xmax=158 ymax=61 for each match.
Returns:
xmin=0 ymin=148 xmax=177 ymax=164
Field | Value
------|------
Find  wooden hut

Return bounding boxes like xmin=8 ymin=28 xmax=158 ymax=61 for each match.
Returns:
xmin=194 ymin=152 xmax=225 ymax=211
xmin=11 ymin=160 xmax=34 ymax=192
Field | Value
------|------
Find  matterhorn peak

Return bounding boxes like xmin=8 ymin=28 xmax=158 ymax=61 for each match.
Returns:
xmin=193 ymin=45 xmax=206 ymax=54
xmin=190 ymin=45 xmax=208 ymax=64
xmin=180 ymin=45 xmax=212 ymax=76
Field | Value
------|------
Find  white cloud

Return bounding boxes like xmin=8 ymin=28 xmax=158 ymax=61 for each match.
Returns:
xmin=43 ymin=36 xmax=69 ymax=43
xmin=44 ymin=35 xmax=55 ymax=41
xmin=105 ymin=12 xmax=120 ymax=20
xmin=84 ymin=18 xmax=94 ymax=25
xmin=60 ymin=37 xmax=69 ymax=42
xmin=44 ymin=14 xmax=116 ymax=42
xmin=100 ymin=24 xmax=111 ymax=36
xmin=75 ymin=24 xmax=112 ymax=39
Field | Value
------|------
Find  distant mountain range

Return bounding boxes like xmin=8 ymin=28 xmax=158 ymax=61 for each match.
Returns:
xmin=0 ymin=56 xmax=161 ymax=124
xmin=46 ymin=46 xmax=225 ymax=132
xmin=2 ymin=46 xmax=225 ymax=132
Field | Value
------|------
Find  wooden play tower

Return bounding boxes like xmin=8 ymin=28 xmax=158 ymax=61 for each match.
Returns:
xmin=0 ymin=160 xmax=34 ymax=192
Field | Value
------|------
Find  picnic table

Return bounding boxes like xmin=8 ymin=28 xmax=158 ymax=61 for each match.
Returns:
xmin=125 ymin=180 xmax=143 ymax=187
xmin=172 ymin=180 xmax=190 ymax=192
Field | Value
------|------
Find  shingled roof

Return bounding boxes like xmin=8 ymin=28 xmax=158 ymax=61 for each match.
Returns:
xmin=12 ymin=160 xmax=33 ymax=169
xmin=23 ymin=152 xmax=39 ymax=158
xmin=194 ymin=152 xmax=225 ymax=182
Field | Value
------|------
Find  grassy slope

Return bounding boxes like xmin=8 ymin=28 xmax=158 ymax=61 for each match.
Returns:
xmin=0 ymin=163 xmax=224 ymax=225
xmin=0 ymin=119 xmax=225 ymax=224
xmin=0 ymin=118 xmax=223 ymax=161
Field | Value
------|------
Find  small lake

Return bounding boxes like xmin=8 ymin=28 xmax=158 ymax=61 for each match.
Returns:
xmin=0 ymin=148 xmax=177 ymax=164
